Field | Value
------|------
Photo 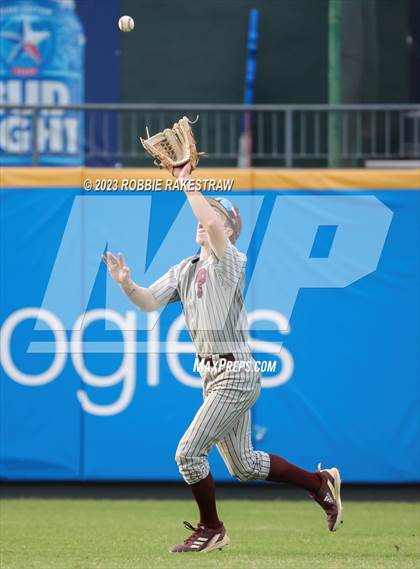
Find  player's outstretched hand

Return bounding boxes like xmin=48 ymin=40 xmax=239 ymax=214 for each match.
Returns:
xmin=173 ymin=162 xmax=192 ymax=179
xmin=102 ymin=251 xmax=131 ymax=285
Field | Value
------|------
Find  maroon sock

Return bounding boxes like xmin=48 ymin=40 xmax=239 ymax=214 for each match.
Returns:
xmin=267 ymin=454 xmax=322 ymax=493
xmin=190 ymin=473 xmax=221 ymax=529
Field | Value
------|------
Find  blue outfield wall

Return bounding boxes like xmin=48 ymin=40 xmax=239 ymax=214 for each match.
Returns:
xmin=0 ymin=171 xmax=419 ymax=482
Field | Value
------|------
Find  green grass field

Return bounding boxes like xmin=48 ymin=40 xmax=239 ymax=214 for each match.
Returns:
xmin=1 ymin=498 xmax=419 ymax=569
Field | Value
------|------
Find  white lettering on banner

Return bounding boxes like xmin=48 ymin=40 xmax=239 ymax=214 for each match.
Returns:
xmin=63 ymin=117 xmax=78 ymax=154
xmin=166 ymin=312 xmax=293 ymax=389
xmin=0 ymin=308 xmax=67 ymax=386
xmin=0 ymin=79 xmax=78 ymax=155
xmin=248 ymin=310 xmax=294 ymax=388
xmin=0 ymin=115 xmax=31 ymax=153
xmin=146 ymin=311 xmax=160 ymax=387
xmin=0 ymin=80 xmax=70 ymax=109
xmin=0 ymin=114 xmax=79 ymax=154
xmin=0 ymin=308 xmax=291 ymax=415
xmin=72 ymin=310 xmax=137 ymax=417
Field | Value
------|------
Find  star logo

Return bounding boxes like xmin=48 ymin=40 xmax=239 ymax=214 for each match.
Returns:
xmin=0 ymin=17 xmax=50 ymax=65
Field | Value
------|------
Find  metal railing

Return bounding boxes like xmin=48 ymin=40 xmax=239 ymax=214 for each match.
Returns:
xmin=0 ymin=103 xmax=419 ymax=167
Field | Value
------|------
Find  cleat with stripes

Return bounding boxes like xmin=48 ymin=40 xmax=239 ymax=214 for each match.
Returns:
xmin=309 ymin=463 xmax=343 ymax=532
xmin=169 ymin=521 xmax=230 ymax=553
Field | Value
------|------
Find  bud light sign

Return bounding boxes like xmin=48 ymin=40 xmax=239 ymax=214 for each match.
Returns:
xmin=0 ymin=0 xmax=85 ymax=165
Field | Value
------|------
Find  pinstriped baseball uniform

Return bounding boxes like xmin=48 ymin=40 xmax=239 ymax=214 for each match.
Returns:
xmin=149 ymin=239 xmax=271 ymax=484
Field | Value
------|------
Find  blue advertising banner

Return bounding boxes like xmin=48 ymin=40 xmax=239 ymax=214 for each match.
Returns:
xmin=0 ymin=171 xmax=419 ymax=482
xmin=0 ymin=0 xmax=85 ymax=165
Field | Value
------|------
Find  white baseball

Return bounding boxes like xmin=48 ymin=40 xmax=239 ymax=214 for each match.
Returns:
xmin=118 ymin=15 xmax=135 ymax=33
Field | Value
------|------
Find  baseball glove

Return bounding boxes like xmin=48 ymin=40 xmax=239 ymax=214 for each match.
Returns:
xmin=140 ymin=116 xmax=206 ymax=174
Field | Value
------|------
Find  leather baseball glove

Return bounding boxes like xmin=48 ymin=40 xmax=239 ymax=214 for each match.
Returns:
xmin=140 ymin=116 xmax=206 ymax=174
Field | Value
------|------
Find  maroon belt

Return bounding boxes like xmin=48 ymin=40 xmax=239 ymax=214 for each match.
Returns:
xmin=198 ymin=353 xmax=235 ymax=366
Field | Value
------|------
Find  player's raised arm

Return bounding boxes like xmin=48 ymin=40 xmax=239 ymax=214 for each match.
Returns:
xmin=140 ymin=116 xmax=233 ymax=257
xmin=101 ymin=251 xmax=159 ymax=312
xmin=175 ymin=163 xmax=228 ymax=259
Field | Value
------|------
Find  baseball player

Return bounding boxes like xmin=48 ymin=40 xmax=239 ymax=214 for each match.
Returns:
xmin=103 ymin=163 xmax=343 ymax=553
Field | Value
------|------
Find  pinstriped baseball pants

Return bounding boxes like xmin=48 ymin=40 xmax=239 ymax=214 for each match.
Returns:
xmin=175 ymin=374 xmax=271 ymax=485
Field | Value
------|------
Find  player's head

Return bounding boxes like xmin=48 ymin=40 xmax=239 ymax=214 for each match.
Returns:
xmin=196 ymin=197 xmax=242 ymax=246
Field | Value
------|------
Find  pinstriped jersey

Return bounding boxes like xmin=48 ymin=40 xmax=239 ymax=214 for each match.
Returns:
xmin=148 ymin=240 xmax=252 ymax=356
